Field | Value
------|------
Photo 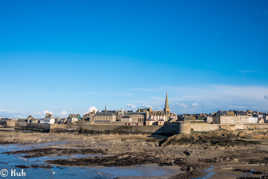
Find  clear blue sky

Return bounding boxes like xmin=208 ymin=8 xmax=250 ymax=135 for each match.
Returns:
xmin=1 ymin=0 xmax=268 ymax=117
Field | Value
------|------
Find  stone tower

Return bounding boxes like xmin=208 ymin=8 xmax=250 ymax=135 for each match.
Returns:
xmin=164 ymin=92 xmax=170 ymax=114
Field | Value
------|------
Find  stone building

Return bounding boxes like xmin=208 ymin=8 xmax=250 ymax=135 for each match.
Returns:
xmin=219 ymin=115 xmax=258 ymax=124
xmin=26 ymin=115 xmax=39 ymax=124
xmin=140 ymin=93 xmax=175 ymax=126
xmin=92 ymin=110 xmax=117 ymax=124
xmin=6 ymin=119 xmax=16 ymax=127
xmin=206 ymin=116 xmax=213 ymax=124
xmin=120 ymin=116 xmax=132 ymax=123
xmin=265 ymin=115 xmax=268 ymax=123
xmin=40 ymin=118 xmax=55 ymax=124
xmin=210 ymin=111 xmax=259 ymax=124
xmin=67 ymin=114 xmax=81 ymax=123
xmin=120 ymin=112 xmax=146 ymax=126
xmin=150 ymin=111 xmax=168 ymax=121
xmin=39 ymin=112 xmax=56 ymax=124
xmin=83 ymin=112 xmax=96 ymax=121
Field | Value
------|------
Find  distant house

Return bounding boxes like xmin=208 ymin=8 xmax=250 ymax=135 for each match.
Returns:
xmin=0 ymin=119 xmax=7 ymax=127
xmin=211 ymin=113 xmax=258 ymax=124
xmin=93 ymin=111 xmax=117 ymax=123
xmin=56 ymin=118 xmax=66 ymax=124
xmin=177 ymin=115 xmax=184 ymax=121
xmin=119 ymin=112 xmax=146 ymax=126
xmin=128 ymin=113 xmax=145 ymax=123
xmin=168 ymin=113 xmax=178 ymax=122
xmin=83 ymin=112 xmax=95 ymax=121
xmin=38 ymin=112 xmax=56 ymax=124
xmin=183 ymin=115 xmax=196 ymax=121
xmin=265 ymin=115 xmax=268 ymax=123
xmin=67 ymin=114 xmax=81 ymax=123
xmin=39 ymin=118 xmax=55 ymax=124
xmin=206 ymin=116 xmax=213 ymax=124
xmin=120 ymin=116 xmax=132 ymax=123
xmin=26 ymin=115 xmax=39 ymax=124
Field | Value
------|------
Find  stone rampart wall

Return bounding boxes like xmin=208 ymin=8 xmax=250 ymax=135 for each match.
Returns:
xmin=180 ymin=123 xmax=220 ymax=134
xmin=180 ymin=123 xmax=268 ymax=134
xmin=14 ymin=121 xmax=268 ymax=135
xmin=15 ymin=121 xmax=50 ymax=132
xmin=50 ymin=122 xmax=181 ymax=136
xmin=220 ymin=116 xmax=258 ymax=124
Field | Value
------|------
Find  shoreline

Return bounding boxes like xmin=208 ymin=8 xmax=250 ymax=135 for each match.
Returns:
xmin=1 ymin=129 xmax=268 ymax=178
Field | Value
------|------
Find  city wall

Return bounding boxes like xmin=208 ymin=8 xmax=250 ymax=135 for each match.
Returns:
xmin=50 ymin=122 xmax=181 ymax=136
xmin=49 ymin=122 xmax=268 ymax=135
xmin=6 ymin=120 xmax=16 ymax=128
xmin=219 ymin=116 xmax=258 ymax=124
xmin=181 ymin=123 xmax=268 ymax=134
xmin=50 ymin=124 xmax=80 ymax=133
xmin=14 ymin=121 xmax=268 ymax=135
xmin=221 ymin=123 xmax=268 ymax=131
xmin=15 ymin=121 xmax=50 ymax=132
xmin=181 ymin=123 xmax=220 ymax=134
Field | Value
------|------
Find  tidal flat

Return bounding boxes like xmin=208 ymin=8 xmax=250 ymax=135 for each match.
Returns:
xmin=1 ymin=129 xmax=268 ymax=178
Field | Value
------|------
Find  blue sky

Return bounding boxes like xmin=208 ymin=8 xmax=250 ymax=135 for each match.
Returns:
xmin=0 ymin=0 xmax=268 ymax=117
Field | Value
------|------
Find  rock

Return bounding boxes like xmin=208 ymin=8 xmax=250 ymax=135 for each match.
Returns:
xmin=183 ymin=150 xmax=191 ymax=156
xmin=233 ymin=158 xmax=239 ymax=162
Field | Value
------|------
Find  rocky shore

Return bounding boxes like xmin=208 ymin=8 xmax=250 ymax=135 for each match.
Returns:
xmin=1 ymin=129 xmax=268 ymax=178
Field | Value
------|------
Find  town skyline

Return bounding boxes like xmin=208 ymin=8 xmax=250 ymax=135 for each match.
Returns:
xmin=1 ymin=88 xmax=268 ymax=118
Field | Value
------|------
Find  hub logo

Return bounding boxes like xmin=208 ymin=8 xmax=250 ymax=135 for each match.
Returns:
xmin=0 ymin=168 xmax=27 ymax=177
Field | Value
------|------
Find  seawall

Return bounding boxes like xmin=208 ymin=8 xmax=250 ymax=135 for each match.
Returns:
xmin=50 ymin=122 xmax=181 ymax=136
xmin=15 ymin=121 xmax=50 ymax=132
xmin=14 ymin=121 xmax=268 ymax=135
xmin=181 ymin=123 xmax=268 ymax=134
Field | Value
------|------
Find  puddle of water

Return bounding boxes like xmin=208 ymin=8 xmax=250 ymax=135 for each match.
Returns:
xmin=97 ymin=165 xmax=175 ymax=177
xmin=195 ymin=166 xmax=215 ymax=179
xmin=0 ymin=144 xmax=177 ymax=179
xmin=0 ymin=141 xmax=68 ymax=152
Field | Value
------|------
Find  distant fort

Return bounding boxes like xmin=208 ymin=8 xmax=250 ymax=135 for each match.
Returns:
xmin=88 ymin=93 xmax=177 ymax=126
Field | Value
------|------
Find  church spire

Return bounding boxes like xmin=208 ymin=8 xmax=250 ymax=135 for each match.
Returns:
xmin=164 ymin=92 xmax=170 ymax=113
